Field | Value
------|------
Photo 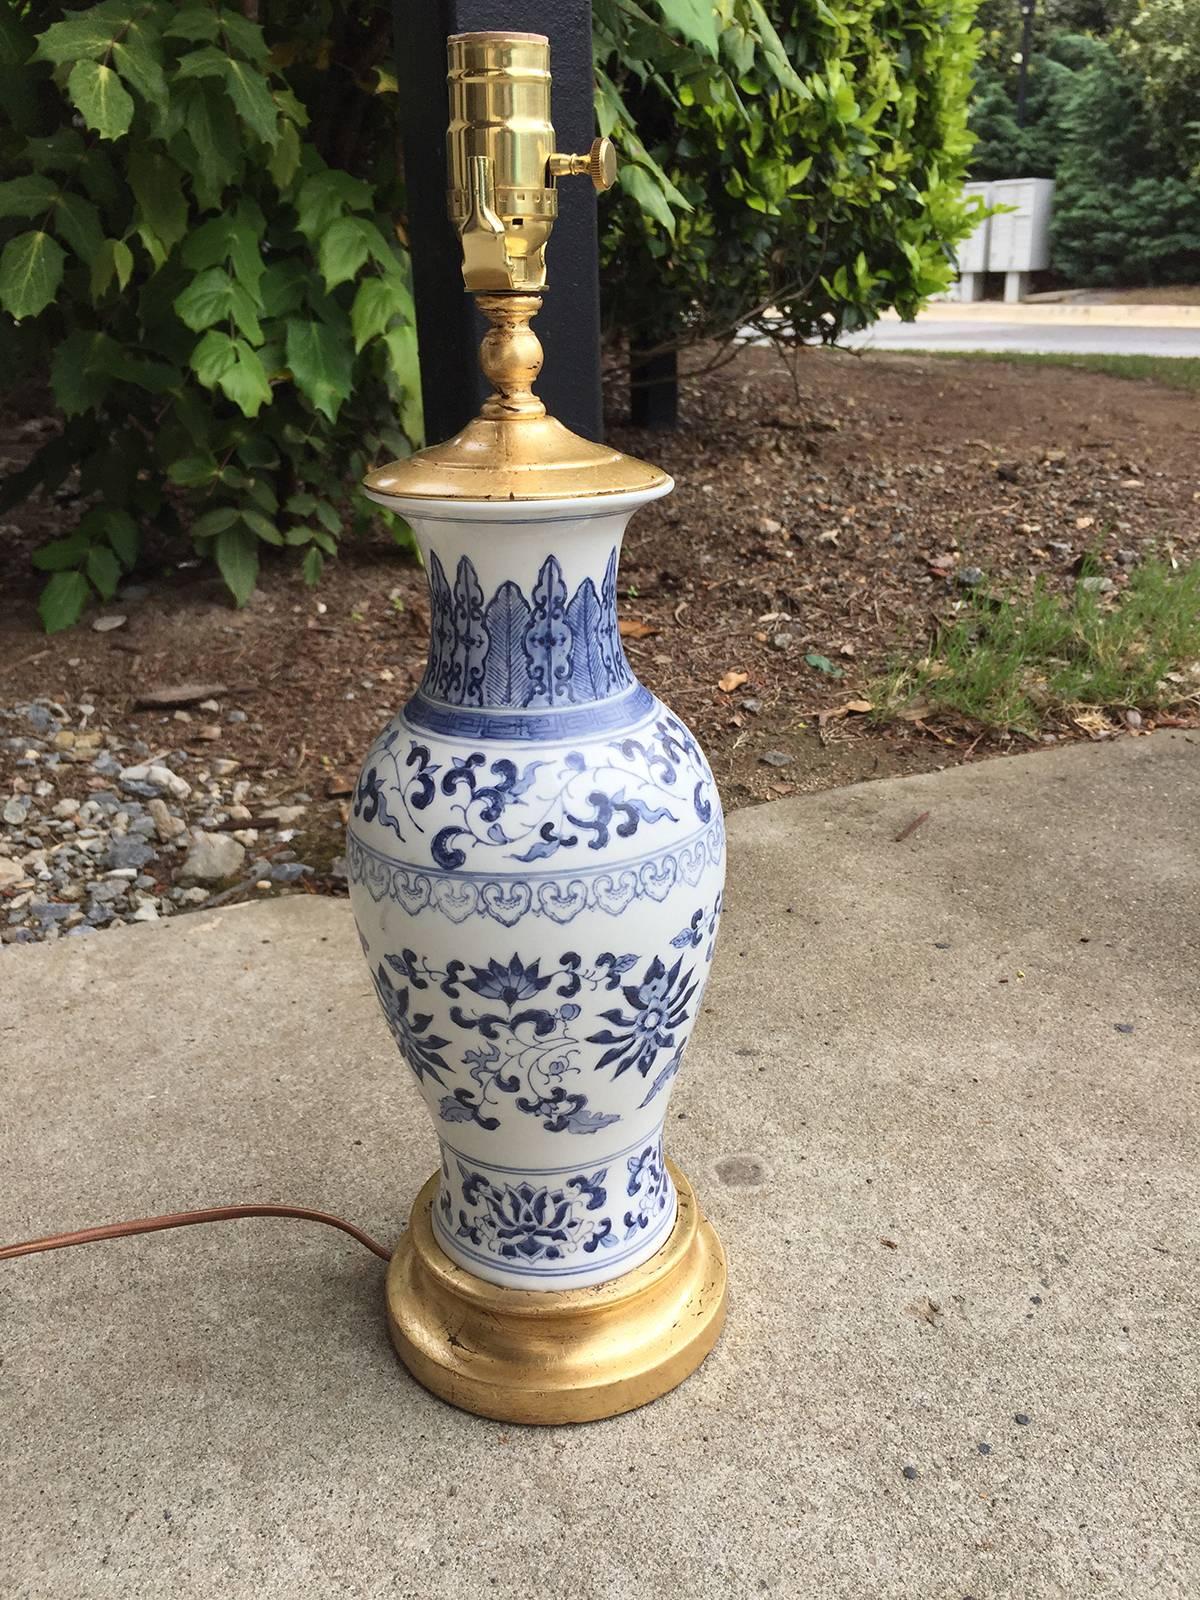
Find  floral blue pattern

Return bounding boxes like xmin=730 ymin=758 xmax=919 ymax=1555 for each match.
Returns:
xmin=436 ymin=1133 xmax=674 ymax=1271
xmin=624 ymin=1138 xmax=672 ymax=1234
xmin=586 ymin=953 xmax=701 ymax=1080
xmin=424 ymin=550 xmax=630 ymax=710
xmin=371 ymin=963 xmax=452 ymax=1085
xmin=350 ymin=517 xmax=725 ymax=1289
xmin=447 ymin=1160 xmax=615 ymax=1263
xmin=369 ymin=904 xmax=717 ymax=1137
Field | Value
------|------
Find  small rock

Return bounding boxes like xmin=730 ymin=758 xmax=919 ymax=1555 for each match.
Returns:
xmin=147 ymin=798 xmax=187 ymax=842
xmin=88 ymin=880 xmax=128 ymax=906
xmin=225 ymin=804 xmax=252 ymax=823
xmin=0 ymin=858 xmax=26 ymax=888
xmin=1078 ymin=575 xmax=1115 ymax=594
xmin=3 ymin=795 xmax=32 ymax=826
xmin=105 ymin=836 xmax=155 ymax=872
xmin=769 ymin=632 xmax=793 ymax=651
xmin=92 ymin=614 xmax=127 ymax=632
xmin=179 ymin=886 xmax=210 ymax=906
xmin=739 ymin=698 xmax=763 ymax=715
xmin=1114 ymin=1022 xmax=1135 ymax=1034
xmin=30 ymin=901 xmax=73 ymax=926
xmin=270 ymin=862 xmax=312 ymax=884
xmin=53 ymin=798 xmax=80 ymax=819
xmin=258 ymin=804 xmax=307 ymax=827
xmin=1124 ymin=708 xmax=1142 ymax=730
xmin=211 ymin=758 xmax=240 ymax=777
xmin=755 ymin=516 xmax=783 ymax=536
xmin=1014 ymin=1413 xmax=1031 ymax=1426
xmin=227 ymin=709 xmax=248 ymax=724
xmin=181 ymin=831 xmax=246 ymax=883
xmin=759 ymin=751 xmax=794 ymax=768
xmin=1115 ymin=549 xmax=1139 ymax=568
xmin=130 ymin=902 xmax=160 ymax=923
xmin=52 ymin=730 xmax=76 ymax=750
xmin=119 ymin=763 xmax=191 ymax=801
xmin=17 ymin=705 xmax=56 ymax=735
xmin=956 ymin=567 xmax=984 ymax=589
xmin=901 ymin=1465 xmax=919 ymax=1481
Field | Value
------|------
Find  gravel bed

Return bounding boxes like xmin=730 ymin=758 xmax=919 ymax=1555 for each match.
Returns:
xmin=1 ymin=696 xmax=338 ymax=947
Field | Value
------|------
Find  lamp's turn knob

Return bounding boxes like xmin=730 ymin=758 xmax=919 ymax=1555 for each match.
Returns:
xmin=548 ymin=137 xmax=618 ymax=193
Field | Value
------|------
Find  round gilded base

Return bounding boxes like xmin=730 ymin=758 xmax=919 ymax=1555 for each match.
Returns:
xmin=385 ymin=1160 xmax=727 ymax=1425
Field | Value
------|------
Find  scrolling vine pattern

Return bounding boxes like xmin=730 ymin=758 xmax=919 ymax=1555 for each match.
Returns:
xmin=424 ymin=549 xmax=631 ymax=709
xmin=352 ymin=713 xmax=715 ymax=873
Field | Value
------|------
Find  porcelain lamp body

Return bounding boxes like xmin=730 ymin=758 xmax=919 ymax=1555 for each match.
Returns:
xmin=349 ymin=486 xmax=725 ymax=1290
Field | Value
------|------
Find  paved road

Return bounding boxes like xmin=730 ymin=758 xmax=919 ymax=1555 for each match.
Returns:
xmin=843 ymin=317 xmax=1200 ymax=357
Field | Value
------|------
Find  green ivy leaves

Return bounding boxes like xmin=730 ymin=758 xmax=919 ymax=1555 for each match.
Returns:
xmin=2 ymin=0 xmax=421 ymax=627
xmin=0 ymin=231 xmax=64 ymax=319
xmin=33 ymin=506 xmax=139 ymax=632
xmin=286 ymin=321 xmax=353 ymax=423
xmin=67 ymin=60 xmax=135 ymax=139
xmin=191 ymin=330 xmax=272 ymax=417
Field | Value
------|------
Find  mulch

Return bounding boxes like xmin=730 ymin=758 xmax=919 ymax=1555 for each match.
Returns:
xmin=3 ymin=343 xmax=1198 ymax=833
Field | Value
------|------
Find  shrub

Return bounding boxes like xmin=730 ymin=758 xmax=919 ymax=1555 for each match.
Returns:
xmin=967 ymin=21 xmax=1200 ymax=284
xmin=1049 ymin=35 xmax=1200 ymax=283
xmin=0 ymin=0 xmax=420 ymax=630
xmin=593 ymin=0 xmax=983 ymax=355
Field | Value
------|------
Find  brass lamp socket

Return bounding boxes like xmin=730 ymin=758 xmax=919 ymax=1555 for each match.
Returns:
xmin=446 ymin=30 xmax=615 ymax=293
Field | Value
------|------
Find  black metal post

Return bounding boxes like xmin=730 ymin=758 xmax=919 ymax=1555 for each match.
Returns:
xmin=629 ymin=345 xmax=678 ymax=430
xmin=394 ymin=0 xmax=604 ymax=445
xmin=1015 ymin=0 xmax=1036 ymax=128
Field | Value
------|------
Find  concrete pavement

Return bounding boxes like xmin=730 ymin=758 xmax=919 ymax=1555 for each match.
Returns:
xmin=3 ymin=732 xmax=1198 ymax=1598
xmin=843 ymin=299 xmax=1200 ymax=358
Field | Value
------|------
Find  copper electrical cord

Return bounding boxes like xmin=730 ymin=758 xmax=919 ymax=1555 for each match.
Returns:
xmin=0 ymin=1204 xmax=392 ymax=1263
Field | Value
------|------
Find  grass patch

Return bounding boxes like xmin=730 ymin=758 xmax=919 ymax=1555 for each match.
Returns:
xmin=889 ymin=349 xmax=1200 ymax=394
xmin=874 ymin=558 xmax=1200 ymax=732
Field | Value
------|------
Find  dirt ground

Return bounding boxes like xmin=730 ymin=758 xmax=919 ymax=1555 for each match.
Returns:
xmin=3 ymin=344 xmax=1198 ymax=864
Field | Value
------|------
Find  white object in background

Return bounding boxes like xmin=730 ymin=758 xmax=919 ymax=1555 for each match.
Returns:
xmin=955 ymin=181 xmax=992 ymax=301
xmin=988 ymin=177 xmax=1055 ymax=302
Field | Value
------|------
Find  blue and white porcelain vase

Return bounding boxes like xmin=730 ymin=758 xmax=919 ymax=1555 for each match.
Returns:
xmin=348 ymin=485 xmax=725 ymax=1291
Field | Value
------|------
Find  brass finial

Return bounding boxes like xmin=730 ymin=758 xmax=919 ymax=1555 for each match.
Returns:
xmin=477 ymin=294 xmax=546 ymax=421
